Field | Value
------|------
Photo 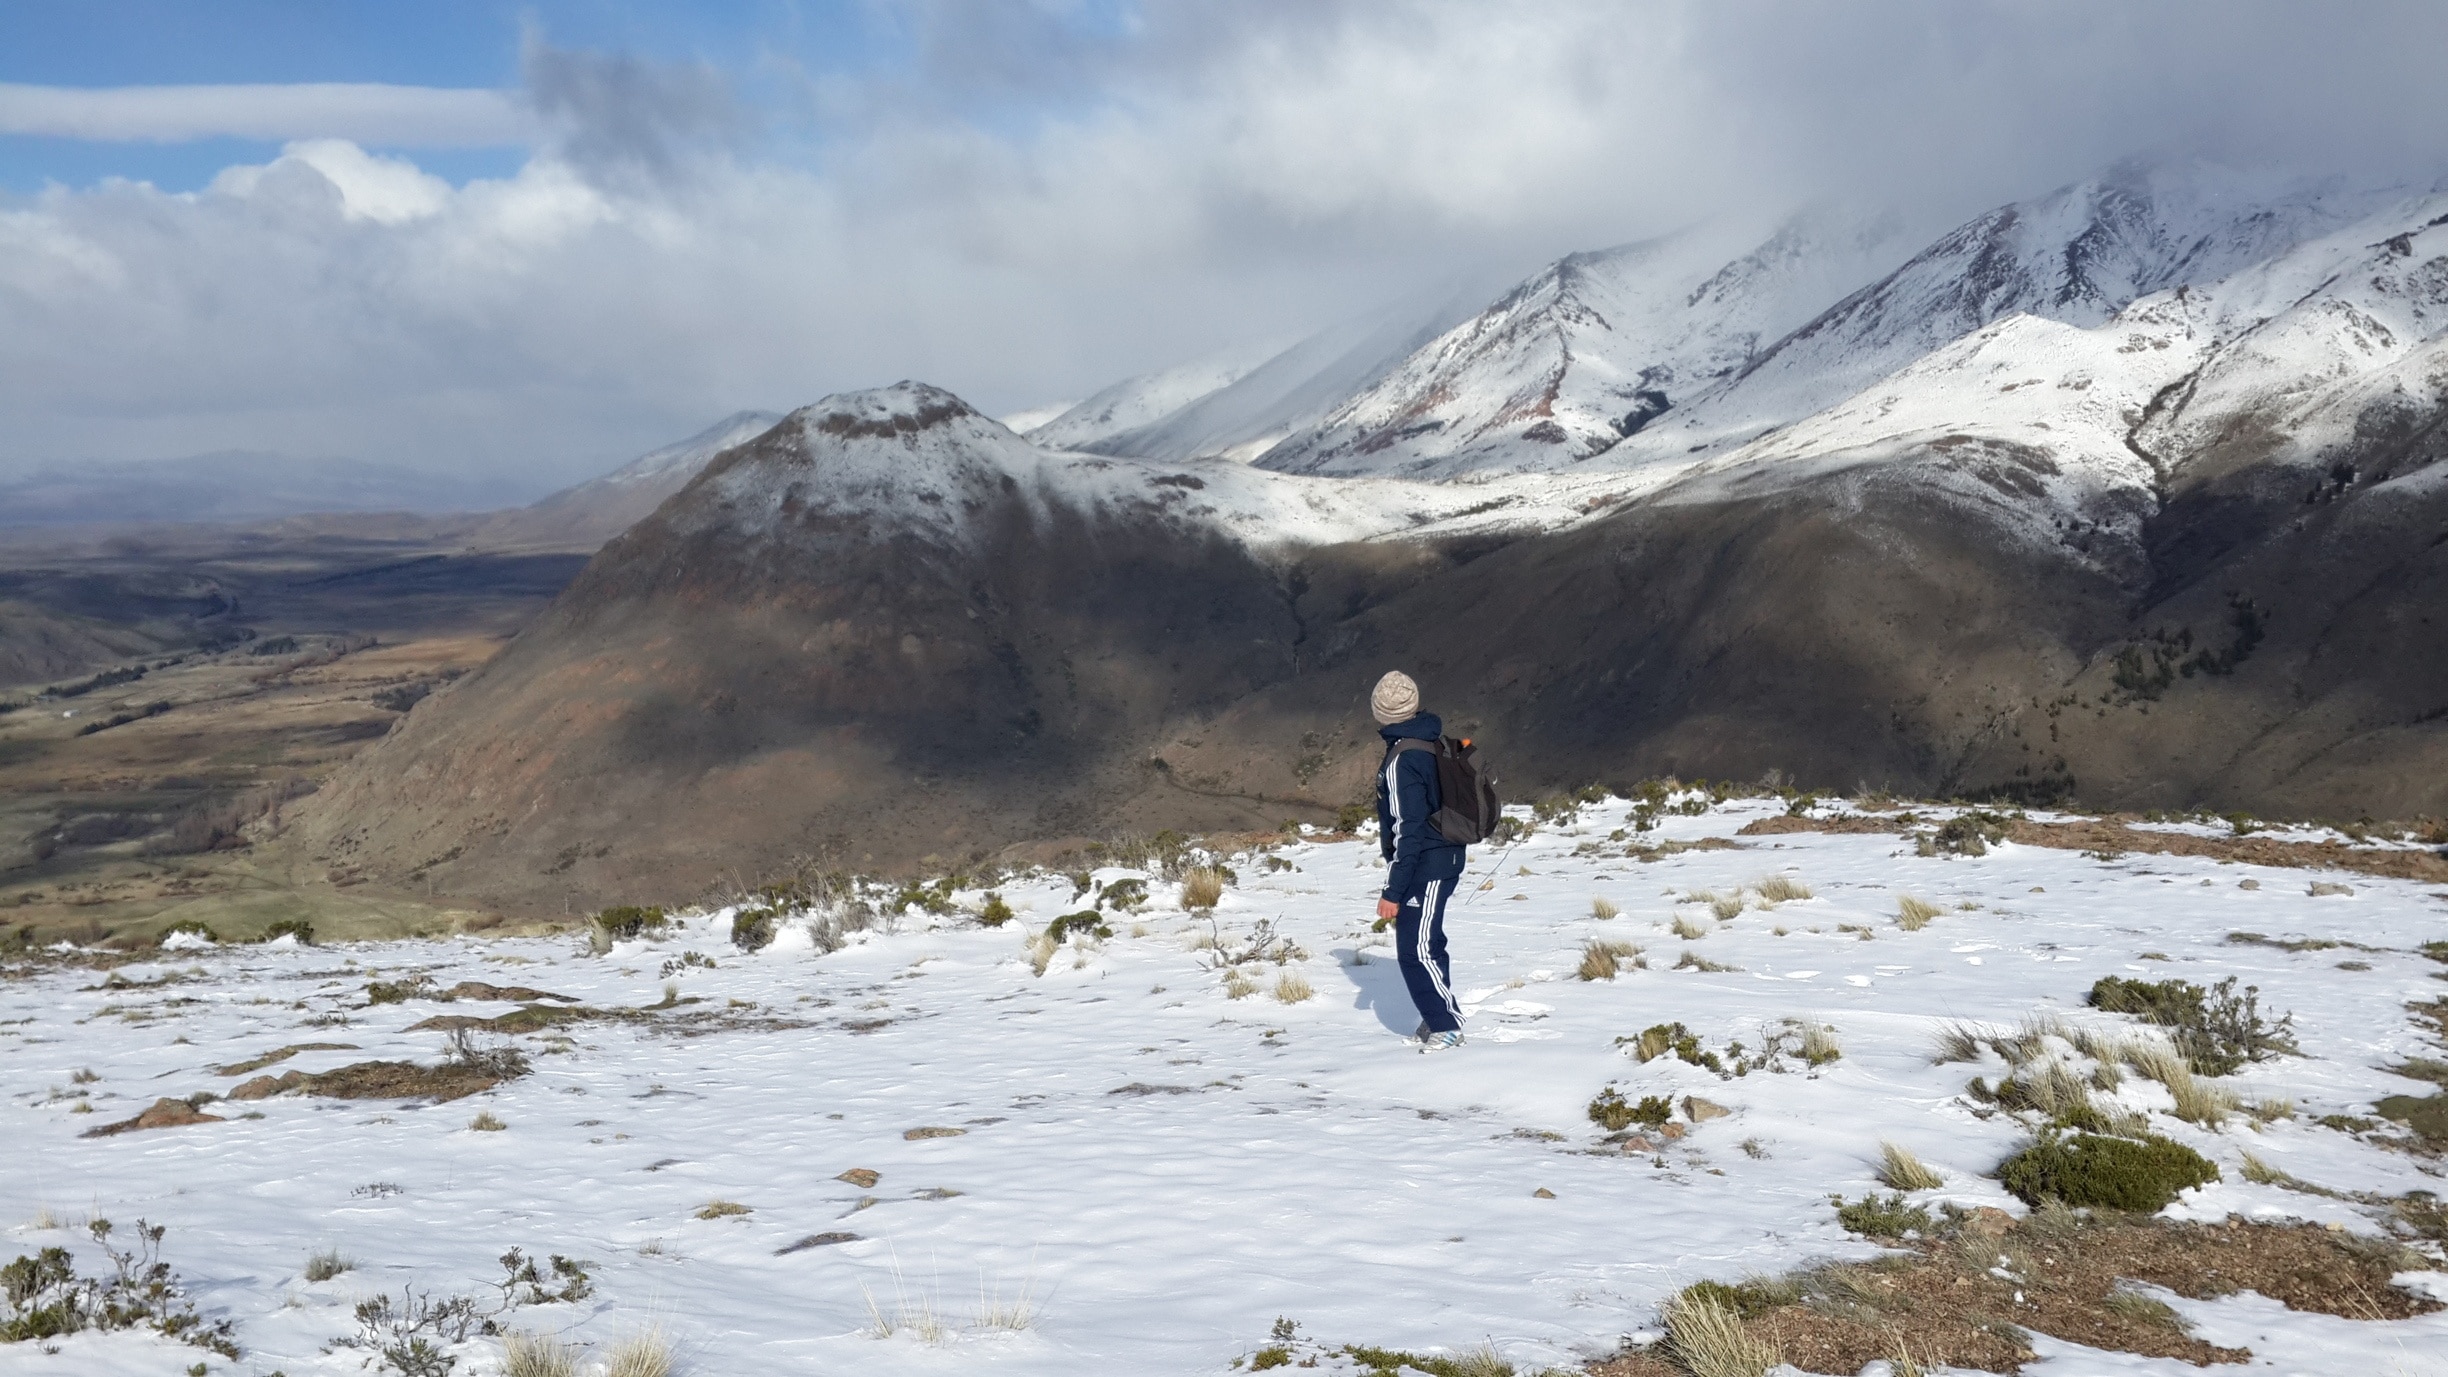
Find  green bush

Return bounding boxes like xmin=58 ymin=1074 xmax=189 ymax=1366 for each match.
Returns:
xmin=591 ymin=906 xmax=669 ymax=942
xmin=161 ymin=918 xmax=219 ymax=942
xmin=1587 ymin=1088 xmax=1673 ymax=1132
xmin=977 ymin=893 xmax=1014 ymax=928
xmin=365 ymin=977 xmax=432 ymax=1005
xmin=1334 ymin=803 xmax=1373 ymax=833
xmin=1920 ymin=809 xmax=2013 ymax=856
xmin=1625 ymin=1021 xmax=1725 ymax=1074
xmin=1833 ymin=1192 xmax=1935 ymax=1238
xmin=1 ymin=1219 xmax=237 ymax=1357
xmin=1096 ymin=878 xmax=1149 ymax=912
xmin=2088 ymin=975 xmax=2295 ymax=1076
xmin=259 ymin=917 xmax=314 ymax=945
xmin=1676 ymin=1276 xmax=1798 ymax=1320
xmin=1045 ymin=911 xmax=1112 ymax=943
xmin=730 ymin=908 xmax=777 ymax=953
xmin=1995 ymin=1131 xmax=2220 ymax=1211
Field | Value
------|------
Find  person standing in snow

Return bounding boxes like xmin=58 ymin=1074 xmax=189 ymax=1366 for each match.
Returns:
xmin=1370 ymin=670 xmax=1468 ymax=1051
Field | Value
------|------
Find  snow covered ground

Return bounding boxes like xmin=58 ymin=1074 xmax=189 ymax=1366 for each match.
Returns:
xmin=5 ymin=795 xmax=2446 ymax=1376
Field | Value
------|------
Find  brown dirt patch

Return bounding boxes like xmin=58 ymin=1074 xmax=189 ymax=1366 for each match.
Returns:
xmin=215 ymin=1041 xmax=358 ymax=1075
xmin=435 ymin=981 xmax=577 ymax=1003
xmin=1738 ymin=815 xmax=1902 ymax=836
xmin=229 ymin=1071 xmax=305 ymax=1100
xmin=407 ymin=1003 xmax=598 ymax=1035
xmin=1585 ymin=1213 xmax=2437 ymax=1375
xmin=82 ymin=1096 xmax=224 ymax=1137
xmin=297 ymin=1058 xmax=515 ymax=1102
xmin=1743 ymin=814 xmax=2448 ymax=883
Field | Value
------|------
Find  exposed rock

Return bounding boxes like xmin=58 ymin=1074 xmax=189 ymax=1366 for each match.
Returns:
xmin=776 ymin=1232 xmax=860 ymax=1255
xmin=1532 ymin=1187 xmax=1558 ymax=1199
xmin=836 ymin=1168 xmax=881 ymax=1188
xmin=215 ymin=1042 xmax=358 ymax=1076
xmin=229 ymin=1071 xmax=306 ymax=1100
xmin=83 ymin=1096 xmax=223 ymax=1138
xmin=437 ymin=982 xmax=579 ymax=1004
xmin=903 ymin=1126 xmax=967 ymax=1141
xmin=1682 ymin=1096 xmax=1731 ymax=1122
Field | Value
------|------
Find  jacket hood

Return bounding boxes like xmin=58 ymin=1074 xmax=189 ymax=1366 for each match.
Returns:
xmin=1379 ymin=712 xmax=1442 ymax=743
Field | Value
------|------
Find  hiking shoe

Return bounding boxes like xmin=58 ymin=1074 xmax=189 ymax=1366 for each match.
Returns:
xmin=1420 ymin=1030 xmax=1465 ymax=1053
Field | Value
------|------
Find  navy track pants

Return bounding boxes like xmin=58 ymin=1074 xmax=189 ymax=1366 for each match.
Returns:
xmin=1392 ymin=853 xmax=1466 ymax=1034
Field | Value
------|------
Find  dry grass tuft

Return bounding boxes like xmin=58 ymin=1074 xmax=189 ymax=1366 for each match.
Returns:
xmin=1665 ymin=1290 xmax=1779 ymax=1377
xmin=1272 ymin=971 xmax=1314 ymax=1004
xmin=1877 ymin=1142 xmax=1945 ymax=1191
xmin=468 ymin=1109 xmax=506 ymax=1132
xmin=1755 ymin=874 xmax=1812 ymax=904
xmin=1224 ymin=970 xmax=1260 ymax=1000
xmin=695 ymin=1199 xmax=751 ymax=1220
xmin=1590 ymin=896 xmax=1620 ymax=921
xmin=1673 ymin=913 xmax=1711 ymax=940
xmin=1896 ymin=895 xmax=1943 ymax=930
xmin=604 ymin=1326 xmax=674 ymax=1377
xmin=504 ymin=1330 xmax=583 ymax=1377
xmin=1027 ymin=930 xmax=1059 ymax=977
xmin=1932 ymin=1022 xmax=1988 ymax=1064
xmin=303 ymin=1247 xmax=353 ymax=1282
xmin=2167 ymin=1075 xmax=2237 ymax=1130
xmin=1179 ymin=867 xmax=1225 ymax=911
xmin=1578 ymin=939 xmax=1644 ymax=981
xmin=1709 ymin=895 xmax=1745 ymax=923
xmin=1799 ymin=1023 xmax=1842 ymax=1066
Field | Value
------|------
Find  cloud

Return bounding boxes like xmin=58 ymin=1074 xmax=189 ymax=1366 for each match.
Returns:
xmin=6 ymin=2 xmax=2448 ymax=492
xmin=0 ymin=81 xmax=534 ymax=146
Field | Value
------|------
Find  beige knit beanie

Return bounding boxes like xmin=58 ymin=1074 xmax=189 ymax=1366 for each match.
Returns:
xmin=1370 ymin=670 xmax=1421 ymax=725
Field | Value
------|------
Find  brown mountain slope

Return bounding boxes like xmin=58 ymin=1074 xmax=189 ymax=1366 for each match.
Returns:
xmin=291 ymin=385 xmax=2448 ymax=915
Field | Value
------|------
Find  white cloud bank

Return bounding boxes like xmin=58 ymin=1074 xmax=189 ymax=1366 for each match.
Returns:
xmin=0 ymin=81 xmax=533 ymax=146
xmin=6 ymin=0 xmax=2448 ymax=490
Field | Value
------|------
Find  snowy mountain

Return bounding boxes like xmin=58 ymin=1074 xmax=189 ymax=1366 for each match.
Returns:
xmin=1051 ymin=287 xmax=1495 ymax=465
xmin=1019 ymin=351 xmax=1271 ymax=451
xmin=474 ymin=410 xmax=782 ymax=550
xmin=1240 ymin=163 xmax=2389 ymax=482
xmin=295 ymin=161 xmax=2448 ymax=911
xmin=1254 ymin=208 xmax=1914 ymax=478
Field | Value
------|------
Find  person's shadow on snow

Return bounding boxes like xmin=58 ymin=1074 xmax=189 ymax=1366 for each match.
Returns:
xmin=1331 ymin=945 xmax=1416 ymax=1036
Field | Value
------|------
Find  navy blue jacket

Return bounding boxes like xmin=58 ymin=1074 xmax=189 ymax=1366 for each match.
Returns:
xmin=1376 ymin=712 xmax=1466 ymax=901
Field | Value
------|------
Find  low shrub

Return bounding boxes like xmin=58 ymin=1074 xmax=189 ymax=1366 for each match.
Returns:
xmin=1995 ymin=1131 xmax=2219 ymax=1211
xmin=1096 ymin=877 xmax=1149 ymax=912
xmin=365 ymin=977 xmax=433 ymax=1005
xmin=590 ymin=906 xmax=669 ymax=945
xmin=161 ymin=918 xmax=219 ymax=943
xmin=260 ymin=917 xmax=315 ymax=944
xmin=2087 ymin=975 xmax=2295 ymax=1076
xmin=1833 ymin=1192 xmax=1934 ymax=1238
xmin=304 ymin=1247 xmax=353 ymax=1282
xmin=1919 ymin=810 xmax=2013 ymax=857
xmin=976 ymin=892 xmax=1014 ymax=927
xmin=730 ymin=907 xmax=777 ymax=953
xmin=1045 ymin=911 xmax=1112 ymax=944
xmin=1587 ymin=1087 xmax=1672 ymax=1131
xmin=0 ymin=1218 xmax=237 ymax=1358
xmin=1627 ymin=1021 xmax=1725 ymax=1073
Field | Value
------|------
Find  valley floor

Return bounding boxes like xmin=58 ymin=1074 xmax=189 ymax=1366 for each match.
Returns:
xmin=3 ymin=797 xmax=2446 ymax=1375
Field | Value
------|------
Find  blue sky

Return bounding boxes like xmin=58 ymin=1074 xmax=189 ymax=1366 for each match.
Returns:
xmin=3 ymin=2 xmax=2443 ymax=495
xmin=0 ymin=1 xmax=917 ymax=192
